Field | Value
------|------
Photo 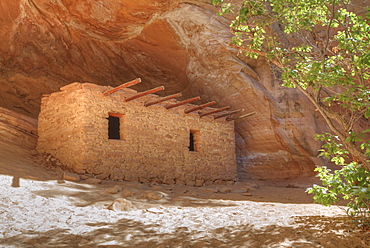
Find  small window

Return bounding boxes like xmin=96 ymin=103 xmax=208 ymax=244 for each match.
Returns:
xmin=107 ymin=113 xmax=124 ymax=140
xmin=189 ymin=130 xmax=200 ymax=152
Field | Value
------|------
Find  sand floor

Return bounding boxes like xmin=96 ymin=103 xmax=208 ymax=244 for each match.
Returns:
xmin=0 ymin=108 xmax=369 ymax=247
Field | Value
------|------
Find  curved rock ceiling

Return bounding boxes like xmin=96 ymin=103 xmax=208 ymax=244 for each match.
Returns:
xmin=0 ymin=0 xmax=332 ymax=179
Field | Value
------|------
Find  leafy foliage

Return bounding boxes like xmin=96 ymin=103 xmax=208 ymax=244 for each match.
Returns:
xmin=307 ymin=164 xmax=370 ymax=227
xmin=211 ymin=0 xmax=370 ymax=168
xmin=308 ymin=133 xmax=370 ymax=226
xmin=211 ymin=0 xmax=370 ymax=226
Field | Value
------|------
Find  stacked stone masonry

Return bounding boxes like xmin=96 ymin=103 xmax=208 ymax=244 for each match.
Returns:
xmin=37 ymin=82 xmax=237 ymax=185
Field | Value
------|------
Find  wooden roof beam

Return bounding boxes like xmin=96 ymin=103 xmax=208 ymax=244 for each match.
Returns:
xmin=125 ymin=86 xmax=165 ymax=102
xmin=144 ymin=93 xmax=182 ymax=107
xmin=166 ymin=96 xmax=201 ymax=109
xmin=184 ymin=101 xmax=216 ymax=114
xmin=226 ymin=111 xmax=257 ymax=121
xmin=200 ymin=106 xmax=231 ymax=117
xmin=103 ymin=78 xmax=141 ymax=96
xmin=214 ymin=108 xmax=244 ymax=119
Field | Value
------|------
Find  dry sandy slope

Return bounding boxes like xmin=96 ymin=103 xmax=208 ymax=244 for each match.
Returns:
xmin=0 ymin=107 xmax=369 ymax=247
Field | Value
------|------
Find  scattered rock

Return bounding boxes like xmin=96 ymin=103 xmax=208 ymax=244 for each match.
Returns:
xmin=96 ymin=173 xmax=110 ymax=180
xmin=204 ymin=181 xmax=213 ymax=186
xmin=243 ymin=192 xmax=253 ymax=196
xmin=219 ymin=187 xmax=231 ymax=194
xmin=214 ymin=180 xmax=226 ymax=185
xmin=80 ymin=174 xmax=92 ymax=180
xmin=244 ymin=182 xmax=259 ymax=189
xmin=174 ymin=179 xmax=183 ymax=185
xmin=232 ymin=189 xmax=249 ymax=193
xmin=121 ymin=189 xmax=134 ymax=197
xmin=106 ymin=185 xmax=122 ymax=194
xmin=186 ymin=180 xmax=195 ymax=187
xmin=63 ymin=172 xmax=80 ymax=181
xmin=107 ymin=198 xmax=133 ymax=211
xmin=146 ymin=192 xmax=163 ymax=200
xmin=85 ymin=178 xmax=102 ymax=184
xmin=139 ymin=177 xmax=150 ymax=184
xmin=151 ymin=185 xmax=163 ymax=191
xmin=57 ymin=179 xmax=65 ymax=184
xmin=46 ymin=154 xmax=52 ymax=162
xmin=195 ymin=180 xmax=204 ymax=187
xmin=162 ymin=178 xmax=175 ymax=185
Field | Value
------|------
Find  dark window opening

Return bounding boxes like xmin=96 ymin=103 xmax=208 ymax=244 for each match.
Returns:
xmin=108 ymin=115 xmax=120 ymax=140
xmin=189 ymin=132 xmax=195 ymax=151
xmin=189 ymin=130 xmax=199 ymax=151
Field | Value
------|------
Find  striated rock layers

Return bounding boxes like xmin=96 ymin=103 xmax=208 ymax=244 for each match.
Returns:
xmin=0 ymin=0 xmax=333 ymax=179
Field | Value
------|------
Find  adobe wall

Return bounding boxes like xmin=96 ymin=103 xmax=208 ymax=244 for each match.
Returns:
xmin=37 ymin=83 xmax=237 ymax=185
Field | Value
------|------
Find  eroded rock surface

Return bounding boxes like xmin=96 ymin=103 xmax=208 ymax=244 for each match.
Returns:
xmin=0 ymin=0 xmax=337 ymax=179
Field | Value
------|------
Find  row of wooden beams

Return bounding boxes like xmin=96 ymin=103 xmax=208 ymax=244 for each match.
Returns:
xmin=226 ymin=111 xmax=257 ymax=121
xmin=102 ymin=78 xmax=254 ymax=119
xmin=214 ymin=108 xmax=244 ymax=119
xmin=144 ymin=93 xmax=182 ymax=107
xmin=103 ymin=78 xmax=141 ymax=96
xmin=184 ymin=101 xmax=216 ymax=114
xmin=200 ymin=106 xmax=231 ymax=117
xmin=166 ymin=96 xmax=201 ymax=109
xmin=125 ymin=86 xmax=165 ymax=102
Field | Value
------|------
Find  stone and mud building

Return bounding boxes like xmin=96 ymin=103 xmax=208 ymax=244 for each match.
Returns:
xmin=37 ymin=79 xmax=237 ymax=185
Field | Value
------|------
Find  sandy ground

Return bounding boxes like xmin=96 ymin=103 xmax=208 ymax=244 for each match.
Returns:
xmin=0 ymin=109 xmax=369 ymax=247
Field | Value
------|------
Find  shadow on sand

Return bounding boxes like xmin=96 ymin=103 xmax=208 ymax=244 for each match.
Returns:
xmin=1 ymin=216 xmax=368 ymax=248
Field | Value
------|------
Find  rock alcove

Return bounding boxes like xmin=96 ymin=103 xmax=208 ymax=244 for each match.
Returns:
xmin=0 ymin=0 xmax=330 ymax=180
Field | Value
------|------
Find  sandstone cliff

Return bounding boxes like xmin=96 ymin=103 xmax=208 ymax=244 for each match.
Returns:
xmin=0 ymin=0 xmax=333 ymax=179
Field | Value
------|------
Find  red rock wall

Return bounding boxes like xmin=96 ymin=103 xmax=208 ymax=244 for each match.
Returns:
xmin=37 ymin=83 xmax=237 ymax=185
xmin=3 ymin=0 xmax=365 ymax=179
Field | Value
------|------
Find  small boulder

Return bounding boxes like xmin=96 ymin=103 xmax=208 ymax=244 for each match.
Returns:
xmin=151 ymin=185 xmax=163 ymax=191
xmin=121 ymin=189 xmax=134 ymax=197
xmin=46 ymin=154 xmax=52 ymax=162
xmin=106 ymin=185 xmax=123 ymax=194
xmin=162 ymin=178 xmax=175 ymax=185
xmin=146 ymin=192 xmax=163 ymax=200
xmin=244 ymin=182 xmax=259 ymax=189
xmin=76 ymin=169 xmax=86 ymax=174
xmin=80 ymin=174 xmax=92 ymax=180
xmin=186 ymin=180 xmax=195 ymax=187
xmin=85 ymin=178 xmax=102 ymax=184
xmin=175 ymin=179 xmax=186 ymax=186
xmin=243 ymin=192 xmax=253 ymax=196
xmin=108 ymin=198 xmax=133 ymax=211
xmin=214 ymin=180 xmax=226 ymax=185
xmin=219 ymin=187 xmax=231 ymax=194
xmin=63 ymin=172 xmax=80 ymax=181
xmin=195 ymin=180 xmax=204 ymax=187
xmin=232 ymin=189 xmax=249 ymax=193
xmin=96 ymin=173 xmax=110 ymax=180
